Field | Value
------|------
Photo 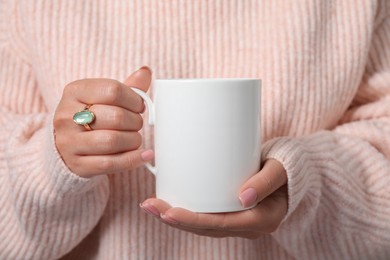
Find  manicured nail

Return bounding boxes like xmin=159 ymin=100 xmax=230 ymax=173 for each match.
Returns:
xmin=160 ymin=214 xmax=179 ymax=225
xmin=139 ymin=66 xmax=152 ymax=74
xmin=141 ymin=150 xmax=154 ymax=161
xmin=239 ymin=188 xmax=258 ymax=208
xmin=140 ymin=203 xmax=160 ymax=217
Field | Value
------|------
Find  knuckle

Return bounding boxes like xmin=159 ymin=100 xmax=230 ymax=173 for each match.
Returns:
xmin=54 ymin=103 xmax=73 ymax=130
xmin=263 ymin=174 xmax=274 ymax=195
xmin=63 ymin=82 xmax=75 ymax=96
xmin=53 ymin=110 xmax=70 ymax=129
xmin=63 ymin=79 xmax=83 ymax=96
xmin=132 ymin=133 xmax=142 ymax=149
xmin=54 ymin=134 xmax=68 ymax=150
xmin=134 ymin=114 xmax=144 ymax=130
xmin=135 ymin=97 xmax=145 ymax=113
xmin=110 ymin=109 xmax=125 ymax=128
xmin=97 ymin=157 xmax=114 ymax=173
xmin=104 ymin=81 xmax=122 ymax=104
xmin=63 ymin=156 xmax=82 ymax=175
xmin=98 ymin=132 xmax=118 ymax=150
xmin=53 ymin=113 xmax=64 ymax=130
xmin=68 ymin=159 xmax=80 ymax=173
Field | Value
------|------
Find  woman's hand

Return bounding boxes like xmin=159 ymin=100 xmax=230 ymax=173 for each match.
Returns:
xmin=54 ymin=67 xmax=154 ymax=178
xmin=140 ymin=159 xmax=288 ymax=239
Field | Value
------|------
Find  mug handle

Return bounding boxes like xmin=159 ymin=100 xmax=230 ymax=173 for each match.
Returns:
xmin=131 ymin=87 xmax=157 ymax=175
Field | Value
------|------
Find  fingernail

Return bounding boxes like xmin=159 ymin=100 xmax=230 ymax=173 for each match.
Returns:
xmin=239 ymin=188 xmax=258 ymax=208
xmin=160 ymin=214 xmax=179 ymax=225
xmin=139 ymin=66 xmax=152 ymax=74
xmin=141 ymin=150 xmax=154 ymax=161
xmin=140 ymin=203 xmax=160 ymax=217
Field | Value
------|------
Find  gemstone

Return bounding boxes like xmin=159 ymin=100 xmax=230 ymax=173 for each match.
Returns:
xmin=73 ymin=110 xmax=95 ymax=125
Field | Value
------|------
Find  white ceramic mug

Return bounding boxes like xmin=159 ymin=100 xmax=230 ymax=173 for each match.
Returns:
xmin=132 ymin=78 xmax=261 ymax=213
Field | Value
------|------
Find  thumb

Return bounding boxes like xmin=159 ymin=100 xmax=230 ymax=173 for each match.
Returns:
xmin=239 ymin=159 xmax=287 ymax=208
xmin=124 ymin=66 xmax=152 ymax=92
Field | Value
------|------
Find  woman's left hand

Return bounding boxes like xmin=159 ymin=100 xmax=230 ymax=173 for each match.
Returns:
xmin=140 ymin=159 xmax=288 ymax=239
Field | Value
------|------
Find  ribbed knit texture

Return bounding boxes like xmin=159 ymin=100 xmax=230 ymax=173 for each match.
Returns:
xmin=0 ymin=0 xmax=389 ymax=259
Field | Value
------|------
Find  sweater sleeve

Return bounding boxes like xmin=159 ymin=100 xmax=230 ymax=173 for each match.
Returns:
xmin=264 ymin=9 xmax=390 ymax=259
xmin=0 ymin=2 xmax=109 ymax=259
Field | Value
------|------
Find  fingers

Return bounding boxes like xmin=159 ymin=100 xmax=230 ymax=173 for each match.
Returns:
xmin=161 ymin=207 xmax=263 ymax=231
xmin=141 ymin=198 xmax=172 ymax=216
xmin=69 ymin=130 xmax=142 ymax=155
xmin=140 ymin=192 xmax=288 ymax=237
xmin=54 ymin=67 xmax=154 ymax=178
xmin=155 ymin=221 xmax=260 ymax=239
xmin=64 ymin=79 xmax=143 ymax=113
xmin=123 ymin=66 xmax=152 ymax=92
xmin=239 ymin=159 xmax=287 ymax=208
xmin=138 ymin=159 xmax=288 ymax=239
xmin=64 ymin=67 xmax=152 ymax=113
xmin=140 ymin=199 xmax=259 ymax=238
xmin=69 ymin=149 xmax=154 ymax=177
xmin=140 ymin=199 xmax=257 ymax=231
xmin=87 ymin=104 xmax=143 ymax=131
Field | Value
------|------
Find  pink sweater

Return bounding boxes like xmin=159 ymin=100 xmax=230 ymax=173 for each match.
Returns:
xmin=1 ymin=0 xmax=390 ymax=259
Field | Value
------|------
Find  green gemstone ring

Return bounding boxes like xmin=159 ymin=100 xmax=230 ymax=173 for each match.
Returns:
xmin=73 ymin=104 xmax=95 ymax=131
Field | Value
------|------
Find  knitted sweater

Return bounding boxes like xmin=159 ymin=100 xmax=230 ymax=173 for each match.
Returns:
xmin=1 ymin=0 xmax=390 ymax=259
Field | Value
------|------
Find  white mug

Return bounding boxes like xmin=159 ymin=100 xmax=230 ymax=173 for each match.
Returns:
xmin=132 ymin=78 xmax=261 ymax=213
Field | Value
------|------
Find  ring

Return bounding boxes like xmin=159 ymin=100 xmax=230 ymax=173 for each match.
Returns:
xmin=73 ymin=104 xmax=95 ymax=131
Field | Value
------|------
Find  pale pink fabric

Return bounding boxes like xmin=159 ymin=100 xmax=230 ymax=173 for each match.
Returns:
xmin=0 ymin=0 xmax=390 ymax=259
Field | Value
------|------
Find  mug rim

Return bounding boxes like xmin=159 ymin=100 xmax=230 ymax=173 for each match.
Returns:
xmin=155 ymin=78 xmax=260 ymax=82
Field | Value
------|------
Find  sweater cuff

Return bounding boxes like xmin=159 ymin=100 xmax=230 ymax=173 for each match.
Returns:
xmin=43 ymin=114 xmax=107 ymax=195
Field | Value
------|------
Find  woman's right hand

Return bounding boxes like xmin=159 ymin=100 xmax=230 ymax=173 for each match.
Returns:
xmin=53 ymin=67 xmax=154 ymax=178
